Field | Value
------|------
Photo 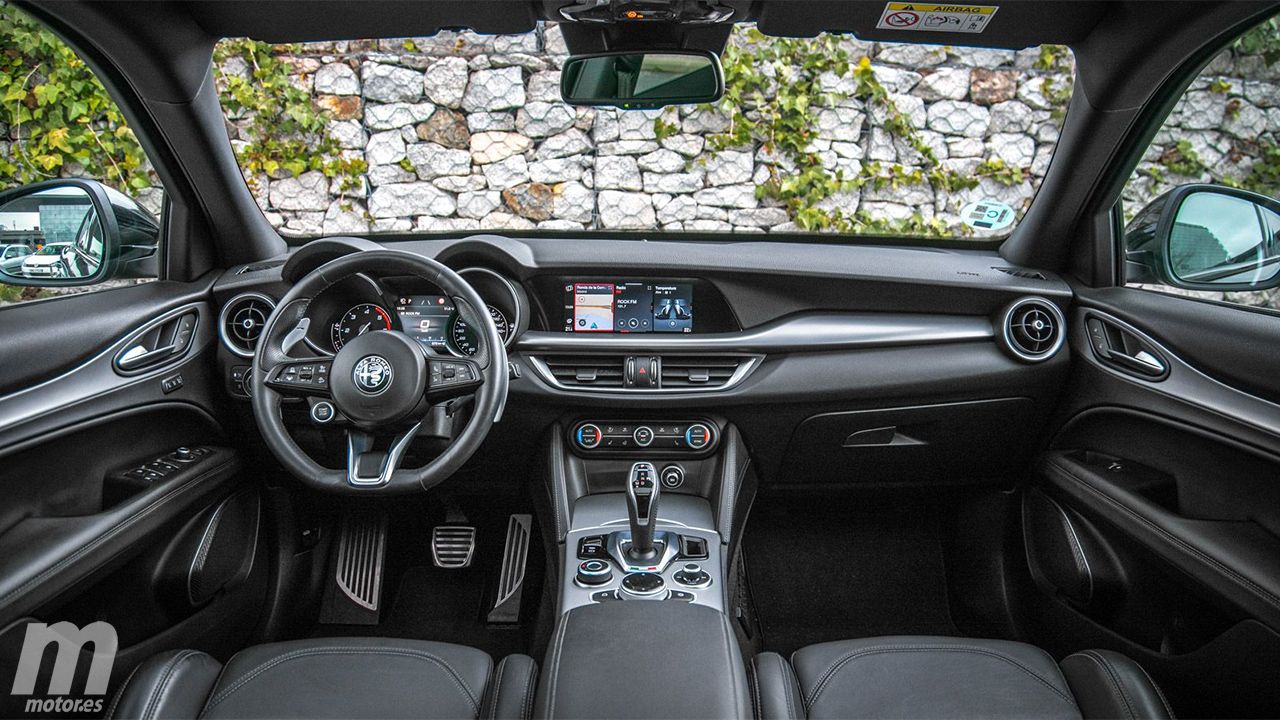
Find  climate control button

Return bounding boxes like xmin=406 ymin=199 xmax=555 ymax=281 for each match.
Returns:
xmin=576 ymin=423 xmax=602 ymax=449
xmin=685 ymin=423 xmax=713 ymax=450
xmin=633 ymin=425 xmax=654 ymax=447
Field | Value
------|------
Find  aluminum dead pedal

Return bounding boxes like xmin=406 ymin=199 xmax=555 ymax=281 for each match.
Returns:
xmin=432 ymin=525 xmax=477 ymax=568
xmin=488 ymin=514 xmax=532 ymax=624
xmin=319 ymin=511 xmax=387 ymax=625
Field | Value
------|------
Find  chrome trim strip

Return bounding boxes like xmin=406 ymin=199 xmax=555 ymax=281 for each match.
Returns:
xmin=346 ymin=421 xmax=423 ymax=487
xmin=218 ymin=292 xmax=276 ymax=358
xmin=524 ymin=353 xmax=763 ymax=394
xmin=516 ymin=312 xmax=992 ymax=354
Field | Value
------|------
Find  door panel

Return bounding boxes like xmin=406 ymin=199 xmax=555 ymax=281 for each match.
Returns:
xmin=0 ymin=280 xmax=264 ymax=711
xmin=1022 ymin=285 xmax=1280 ymax=716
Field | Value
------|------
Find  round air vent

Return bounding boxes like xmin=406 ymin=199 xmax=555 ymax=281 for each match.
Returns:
xmin=1000 ymin=297 xmax=1066 ymax=362
xmin=219 ymin=292 xmax=276 ymax=357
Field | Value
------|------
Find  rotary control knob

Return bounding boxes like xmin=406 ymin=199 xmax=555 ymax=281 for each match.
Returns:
xmin=673 ymin=563 xmax=712 ymax=589
xmin=633 ymin=425 xmax=654 ymax=447
xmin=575 ymin=423 xmax=602 ymax=449
xmin=576 ymin=558 xmax=613 ymax=586
xmin=685 ymin=423 xmax=713 ymax=450
xmin=620 ymin=572 xmax=666 ymax=598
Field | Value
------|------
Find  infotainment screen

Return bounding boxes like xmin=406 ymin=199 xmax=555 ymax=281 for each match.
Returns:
xmin=563 ymin=281 xmax=693 ymax=333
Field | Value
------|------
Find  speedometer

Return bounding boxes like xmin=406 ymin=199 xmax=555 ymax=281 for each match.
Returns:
xmin=449 ymin=305 xmax=510 ymax=356
xmin=331 ymin=303 xmax=393 ymax=350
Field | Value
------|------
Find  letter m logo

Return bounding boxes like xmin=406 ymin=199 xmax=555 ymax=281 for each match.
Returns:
xmin=10 ymin=622 xmax=117 ymax=696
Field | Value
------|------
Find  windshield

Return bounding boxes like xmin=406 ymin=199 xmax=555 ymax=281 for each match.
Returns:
xmin=36 ymin=244 xmax=64 ymax=255
xmin=215 ymin=25 xmax=1073 ymax=242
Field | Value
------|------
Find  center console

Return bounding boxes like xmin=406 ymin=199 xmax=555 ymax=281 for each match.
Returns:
xmin=561 ymin=467 xmax=726 ymax=612
xmin=539 ymin=414 xmax=755 ymax=717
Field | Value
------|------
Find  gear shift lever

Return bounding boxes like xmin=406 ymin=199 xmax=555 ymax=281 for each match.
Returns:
xmin=625 ymin=462 xmax=660 ymax=561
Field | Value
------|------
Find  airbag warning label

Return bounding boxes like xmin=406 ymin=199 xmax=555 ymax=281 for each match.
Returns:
xmin=875 ymin=3 xmax=998 ymax=33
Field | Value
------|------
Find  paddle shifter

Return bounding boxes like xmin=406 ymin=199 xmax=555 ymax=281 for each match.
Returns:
xmin=625 ymin=461 xmax=661 ymax=561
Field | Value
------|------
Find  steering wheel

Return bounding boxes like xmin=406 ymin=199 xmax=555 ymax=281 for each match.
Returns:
xmin=251 ymin=249 xmax=508 ymax=493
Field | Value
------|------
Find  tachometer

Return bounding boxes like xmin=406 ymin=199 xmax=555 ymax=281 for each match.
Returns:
xmin=449 ymin=305 xmax=510 ymax=356
xmin=331 ymin=303 xmax=393 ymax=350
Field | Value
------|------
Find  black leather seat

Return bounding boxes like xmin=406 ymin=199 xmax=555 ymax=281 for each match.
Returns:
xmin=752 ymin=636 xmax=1174 ymax=720
xmin=107 ymin=637 xmax=537 ymax=720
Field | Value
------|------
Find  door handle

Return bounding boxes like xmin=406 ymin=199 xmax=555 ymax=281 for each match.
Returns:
xmin=1085 ymin=316 xmax=1168 ymax=379
xmin=117 ymin=343 xmax=180 ymax=370
xmin=113 ymin=311 xmax=199 ymax=373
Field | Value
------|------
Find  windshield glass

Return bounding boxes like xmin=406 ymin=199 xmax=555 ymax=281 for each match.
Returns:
xmin=215 ymin=25 xmax=1073 ymax=241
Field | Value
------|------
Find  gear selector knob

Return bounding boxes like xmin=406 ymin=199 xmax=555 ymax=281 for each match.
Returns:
xmin=625 ymin=462 xmax=660 ymax=561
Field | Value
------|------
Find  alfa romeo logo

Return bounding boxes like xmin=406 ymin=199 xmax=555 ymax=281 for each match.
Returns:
xmin=353 ymin=355 xmax=393 ymax=395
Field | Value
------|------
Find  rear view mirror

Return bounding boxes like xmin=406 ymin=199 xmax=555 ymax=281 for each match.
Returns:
xmin=561 ymin=51 xmax=723 ymax=109
xmin=0 ymin=178 xmax=159 ymax=287
xmin=1124 ymin=184 xmax=1280 ymax=292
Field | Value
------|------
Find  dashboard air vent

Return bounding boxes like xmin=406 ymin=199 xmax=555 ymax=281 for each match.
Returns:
xmin=540 ymin=355 xmax=626 ymax=388
xmin=659 ymin=355 xmax=746 ymax=389
xmin=993 ymin=266 xmax=1047 ymax=280
xmin=1000 ymin=297 xmax=1065 ymax=363
xmin=219 ymin=292 xmax=276 ymax=358
xmin=236 ymin=259 xmax=285 ymax=275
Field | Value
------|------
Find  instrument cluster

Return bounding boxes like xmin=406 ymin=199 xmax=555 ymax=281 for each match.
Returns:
xmin=305 ymin=269 xmax=523 ymax=358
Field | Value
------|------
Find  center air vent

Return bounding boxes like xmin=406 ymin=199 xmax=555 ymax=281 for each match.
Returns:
xmin=1000 ymin=297 xmax=1065 ymax=363
xmin=659 ymin=355 xmax=748 ymax=389
xmin=540 ymin=355 xmax=626 ymax=388
xmin=219 ymin=292 xmax=276 ymax=357
xmin=531 ymin=353 xmax=759 ymax=392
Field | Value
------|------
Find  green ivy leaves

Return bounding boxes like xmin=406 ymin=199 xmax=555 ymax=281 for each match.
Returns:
xmin=213 ymin=39 xmax=367 ymax=196
xmin=0 ymin=5 xmax=153 ymax=193
xmin=670 ymin=29 xmax=1075 ymax=237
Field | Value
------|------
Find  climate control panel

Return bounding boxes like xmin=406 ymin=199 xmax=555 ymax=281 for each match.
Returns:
xmin=572 ymin=420 xmax=717 ymax=453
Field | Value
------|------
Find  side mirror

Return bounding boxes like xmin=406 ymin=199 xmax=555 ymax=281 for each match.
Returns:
xmin=561 ymin=50 xmax=723 ymax=109
xmin=1124 ymin=184 xmax=1280 ymax=292
xmin=0 ymin=178 xmax=159 ymax=288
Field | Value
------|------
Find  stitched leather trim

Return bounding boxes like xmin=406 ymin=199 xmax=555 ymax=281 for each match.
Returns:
xmin=0 ymin=457 xmax=237 ymax=609
xmin=489 ymin=656 xmax=508 ymax=720
xmin=721 ymin=613 xmax=748 ymax=720
xmin=1135 ymin=661 xmax=1175 ymax=718
xmin=106 ymin=661 xmax=144 ymax=720
xmin=200 ymin=647 xmax=482 ymax=715
xmin=804 ymin=644 xmax=1077 ymax=710
xmin=543 ymin=616 xmax=572 ymax=720
xmin=1077 ymin=651 xmax=1135 ymax=720
xmin=773 ymin=653 xmax=797 ymax=720
xmin=749 ymin=658 xmax=763 ymax=720
xmin=144 ymin=650 xmax=203 ymax=720
xmin=1046 ymin=458 xmax=1280 ymax=614
xmin=519 ymin=660 xmax=537 ymax=720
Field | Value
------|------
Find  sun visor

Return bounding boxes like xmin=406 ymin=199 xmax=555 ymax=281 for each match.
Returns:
xmin=754 ymin=1 xmax=1108 ymax=49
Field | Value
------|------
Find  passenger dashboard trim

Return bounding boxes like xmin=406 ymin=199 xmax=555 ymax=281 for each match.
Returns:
xmin=515 ymin=312 xmax=993 ymax=354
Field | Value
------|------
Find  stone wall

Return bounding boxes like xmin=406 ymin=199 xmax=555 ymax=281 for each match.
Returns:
xmin=224 ymin=26 xmax=1076 ymax=238
xmin=223 ymin=23 xmax=1278 ymax=257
